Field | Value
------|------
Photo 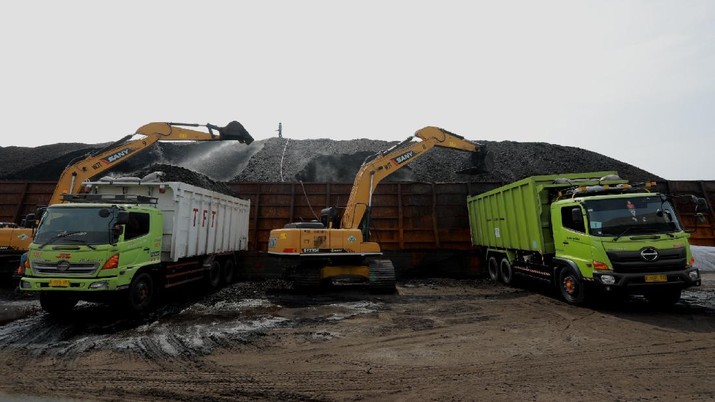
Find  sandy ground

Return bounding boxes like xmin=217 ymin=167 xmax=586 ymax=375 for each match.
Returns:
xmin=0 ymin=273 xmax=714 ymax=402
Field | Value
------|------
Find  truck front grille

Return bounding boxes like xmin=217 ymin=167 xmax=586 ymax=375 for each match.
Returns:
xmin=606 ymin=247 xmax=686 ymax=273
xmin=32 ymin=262 xmax=99 ymax=275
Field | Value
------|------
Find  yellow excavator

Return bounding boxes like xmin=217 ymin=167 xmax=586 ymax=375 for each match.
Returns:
xmin=0 ymin=121 xmax=253 ymax=276
xmin=267 ymin=126 xmax=484 ymax=293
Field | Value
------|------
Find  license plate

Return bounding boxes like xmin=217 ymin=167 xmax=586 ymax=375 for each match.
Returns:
xmin=644 ymin=274 xmax=668 ymax=283
xmin=49 ymin=279 xmax=70 ymax=287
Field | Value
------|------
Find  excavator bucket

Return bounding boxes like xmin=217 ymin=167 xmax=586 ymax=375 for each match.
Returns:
xmin=215 ymin=121 xmax=254 ymax=144
xmin=457 ymin=144 xmax=492 ymax=175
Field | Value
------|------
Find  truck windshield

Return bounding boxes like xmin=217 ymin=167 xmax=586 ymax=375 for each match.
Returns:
xmin=584 ymin=196 xmax=681 ymax=237
xmin=34 ymin=206 xmax=116 ymax=246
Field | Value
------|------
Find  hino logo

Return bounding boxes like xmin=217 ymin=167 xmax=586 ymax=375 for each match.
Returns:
xmin=640 ymin=248 xmax=659 ymax=262
xmin=57 ymin=260 xmax=71 ymax=272
xmin=393 ymin=150 xmax=415 ymax=164
xmin=102 ymin=148 xmax=132 ymax=164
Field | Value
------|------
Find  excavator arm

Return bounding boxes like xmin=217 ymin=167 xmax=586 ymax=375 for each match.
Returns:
xmin=50 ymin=121 xmax=253 ymax=205
xmin=339 ymin=126 xmax=482 ymax=236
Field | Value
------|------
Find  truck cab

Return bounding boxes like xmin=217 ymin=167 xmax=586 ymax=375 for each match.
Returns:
xmin=20 ymin=197 xmax=164 ymax=313
xmin=551 ymin=193 xmax=700 ymax=303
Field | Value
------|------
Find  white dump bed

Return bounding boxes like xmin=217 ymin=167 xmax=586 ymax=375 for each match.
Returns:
xmin=89 ymin=181 xmax=250 ymax=262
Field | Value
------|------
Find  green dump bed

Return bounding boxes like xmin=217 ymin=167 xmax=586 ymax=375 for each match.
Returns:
xmin=467 ymin=171 xmax=622 ymax=255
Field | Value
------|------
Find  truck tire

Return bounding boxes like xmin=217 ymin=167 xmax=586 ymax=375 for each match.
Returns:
xmin=222 ymin=259 xmax=236 ymax=285
xmin=558 ymin=266 xmax=585 ymax=305
xmin=127 ymin=272 xmax=154 ymax=312
xmin=500 ymin=257 xmax=514 ymax=286
xmin=40 ymin=292 xmax=78 ymax=315
xmin=487 ymin=256 xmax=500 ymax=282
xmin=645 ymin=289 xmax=681 ymax=307
xmin=207 ymin=260 xmax=222 ymax=288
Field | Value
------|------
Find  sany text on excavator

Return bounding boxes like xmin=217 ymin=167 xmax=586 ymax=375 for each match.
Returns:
xmin=267 ymin=126 xmax=486 ymax=293
xmin=1 ymin=121 xmax=253 ymax=277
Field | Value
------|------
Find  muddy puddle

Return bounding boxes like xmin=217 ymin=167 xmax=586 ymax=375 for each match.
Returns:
xmin=0 ymin=281 xmax=395 ymax=359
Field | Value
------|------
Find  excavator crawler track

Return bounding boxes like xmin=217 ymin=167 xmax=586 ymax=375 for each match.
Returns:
xmin=292 ymin=262 xmax=324 ymax=293
xmin=368 ymin=259 xmax=397 ymax=294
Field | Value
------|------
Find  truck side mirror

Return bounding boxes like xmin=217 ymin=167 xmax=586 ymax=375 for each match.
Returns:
xmin=116 ymin=211 xmax=129 ymax=225
xmin=695 ymin=197 xmax=709 ymax=213
xmin=24 ymin=213 xmax=36 ymax=228
xmin=695 ymin=213 xmax=707 ymax=224
xmin=112 ymin=224 xmax=124 ymax=238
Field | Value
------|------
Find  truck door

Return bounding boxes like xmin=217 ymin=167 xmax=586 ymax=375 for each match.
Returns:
xmin=552 ymin=205 xmax=592 ymax=271
xmin=121 ymin=212 xmax=152 ymax=267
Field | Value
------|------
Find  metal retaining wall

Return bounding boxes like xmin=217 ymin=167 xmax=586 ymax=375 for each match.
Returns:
xmin=2 ymin=179 xmax=714 ymax=276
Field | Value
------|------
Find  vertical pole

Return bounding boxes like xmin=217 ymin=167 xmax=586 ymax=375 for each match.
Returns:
xmin=289 ymin=183 xmax=295 ymax=223
xmin=398 ymin=183 xmax=404 ymax=248
xmin=432 ymin=183 xmax=440 ymax=248
xmin=252 ymin=187 xmax=260 ymax=251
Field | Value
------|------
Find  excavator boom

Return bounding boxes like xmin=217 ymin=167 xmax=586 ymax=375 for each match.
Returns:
xmin=340 ymin=126 xmax=482 ymax=233
xmin=50 ymin=121 xmax=252 ymax=205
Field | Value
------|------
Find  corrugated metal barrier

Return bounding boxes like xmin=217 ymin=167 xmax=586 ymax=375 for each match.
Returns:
xmin=2 ymin=180 xmax=714 ymax=276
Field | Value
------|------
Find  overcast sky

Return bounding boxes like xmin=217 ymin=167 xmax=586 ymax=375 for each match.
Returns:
xmin=1 ymin=1 xmax=713 ymax=180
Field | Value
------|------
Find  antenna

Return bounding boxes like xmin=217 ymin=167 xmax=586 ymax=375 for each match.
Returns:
xmin=277 ymin=122 xmax=283 ymax=138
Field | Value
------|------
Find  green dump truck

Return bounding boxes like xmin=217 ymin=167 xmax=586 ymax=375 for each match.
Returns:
xmin=467 ymin=171 xmax=708 ymax=305
xmin=19 ymin=178 xmax=250 ymax=314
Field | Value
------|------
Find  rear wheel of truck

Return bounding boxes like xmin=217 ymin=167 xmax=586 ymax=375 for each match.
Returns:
xmin=127 ymin=272 xmax=154 ymax=312
xmin=558 ymin=266 xmax=585 ymax=305
xmin=40 ymin=292 xmax=78 ymax=315
xmin=487 ymin=256 xmax=500 ymax=282
xmin=499 ymin=257 xmax=514 ymax=286
xmin=222 ymin=259 xmax=236 ymax=285
xmin=207 ymin=260 xmax=222 ymax=288
xmin=645 ymin=289 xmax=681 ymax=307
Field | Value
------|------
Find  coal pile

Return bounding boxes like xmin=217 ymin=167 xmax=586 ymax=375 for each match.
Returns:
xmin=0 ymin=135 xmax=664 ymax=185
xmin=235 ymin=137 xmax=663 ymax=183
xmin=128 ymin=164 xmax=238 ymax=197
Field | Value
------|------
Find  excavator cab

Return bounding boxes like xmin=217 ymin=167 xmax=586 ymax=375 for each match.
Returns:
xmin=320 ymin=207 xmax=341 ymax=228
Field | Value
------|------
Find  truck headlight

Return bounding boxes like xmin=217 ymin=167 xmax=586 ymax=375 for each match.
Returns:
xmin=89 ymin=281 xmax=109 ymax=289
xmin=688 ymin=270 xmax=700 ymax=281
xmin=600 ymin=275 xmax=616 ymax=285
xmin=20 ymin=280 xmax=32 ymax=289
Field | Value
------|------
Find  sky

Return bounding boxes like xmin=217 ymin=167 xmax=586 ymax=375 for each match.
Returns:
xmin=1 ymin=1 xmax=713 ymax=180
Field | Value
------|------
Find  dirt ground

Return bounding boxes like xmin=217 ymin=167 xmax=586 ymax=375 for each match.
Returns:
xmin=0 ymin=273 xmax=714 ymax=402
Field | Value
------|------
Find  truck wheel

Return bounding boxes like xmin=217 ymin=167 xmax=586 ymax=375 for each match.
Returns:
xmin=645 ymin=289 xmax=681 ymax=307
xmin=127 ymin=272 xmax=154 ymax=312
xmin=500 ymin=258 xmax=514 ymax=285
xmin=487 ymin=256 xmax=500 ymax=282
xmin=40 ymin=292 xmax=78 ymax=315
xmin=558 ymin=266 xmax=585 ymax=305
xmin=222 ymin=259 xmax=236 ymax=285
xmin=207 ymin=260 xmax=222 ymax=288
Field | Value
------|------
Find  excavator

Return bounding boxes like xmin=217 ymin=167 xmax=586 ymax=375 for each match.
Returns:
xmin=267 ymin=126 xmax=485 ymax=293
xmin=0 ymin=121 xmax=253 ymax=277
